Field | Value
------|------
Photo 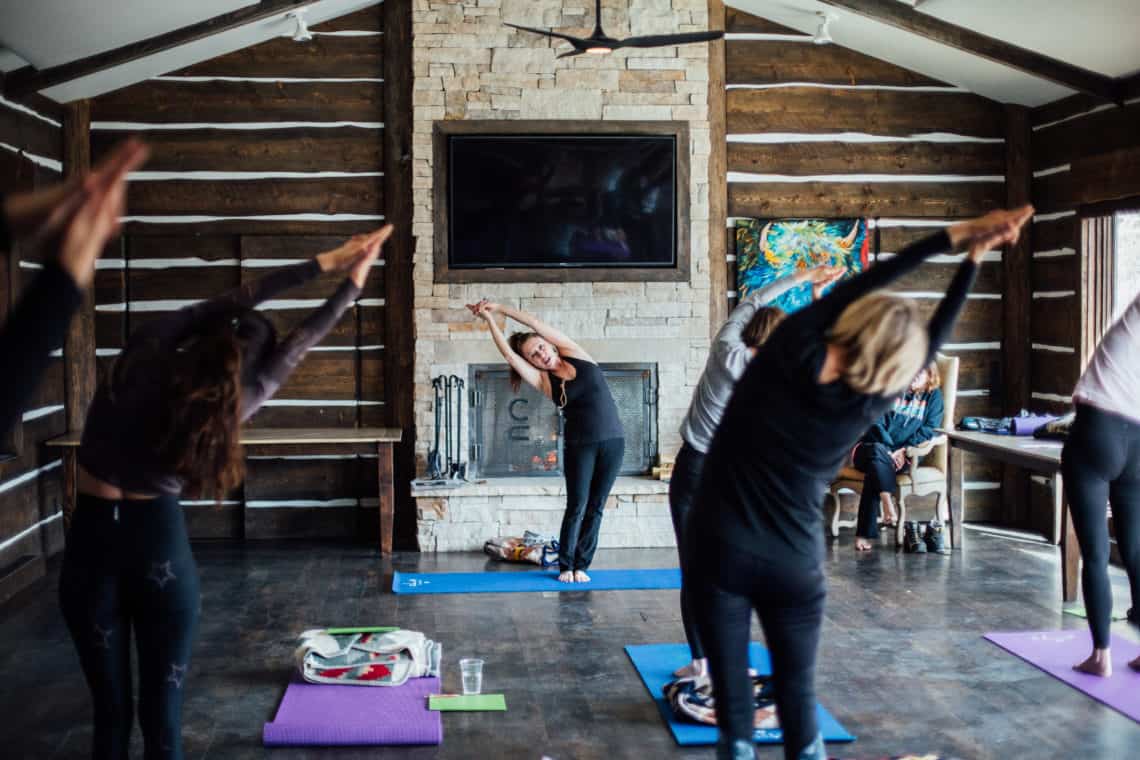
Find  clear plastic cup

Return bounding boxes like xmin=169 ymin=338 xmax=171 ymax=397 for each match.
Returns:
xmin=459 ymin=658 xmax=484 ymax=695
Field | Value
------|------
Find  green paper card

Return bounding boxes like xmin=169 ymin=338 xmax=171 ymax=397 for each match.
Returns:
xmin=429 ymin=694 xmax=507 ymax=712
xmin=324 ymin=626 xmax=398 ymax=635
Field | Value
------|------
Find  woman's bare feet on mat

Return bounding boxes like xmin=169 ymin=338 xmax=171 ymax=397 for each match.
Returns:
xmin=1073 ymin=649 xmax=1112 ymax=677
xmin=673 ymin=658 xmax=707 ymax=678
xmin=854 ymin=537 xmax=873 ymax=552
xmin=573 ymin=570 xmax=591 ymax=583
xmin=558 ymin=570 xmax=575 ymax=583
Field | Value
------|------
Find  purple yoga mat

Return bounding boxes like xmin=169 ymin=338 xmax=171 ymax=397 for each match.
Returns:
xmin=985 ymin=630 xmax=1140 ymax=723
xmin=1010 ymin=414 xmax=1056 ymax=436
xmin=262 ymin=676 xmax=442 ymax=746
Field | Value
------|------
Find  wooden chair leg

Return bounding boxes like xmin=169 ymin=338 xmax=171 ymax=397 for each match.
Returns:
xmin=895 ymin=493 xmax=907 ymax=547
xmin=828 ymin=491 xmax=841 ymax=537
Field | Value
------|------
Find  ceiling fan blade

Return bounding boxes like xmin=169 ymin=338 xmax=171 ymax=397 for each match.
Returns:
xmin=613 ymin=31 xmax=725 ymax=49
xmin=503 ymin=22 xmax=587 ymax=45
xmin=556 ymin=48 xmax=588 ymax=59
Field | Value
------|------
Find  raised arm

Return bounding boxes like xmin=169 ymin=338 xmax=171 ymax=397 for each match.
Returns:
xmin=477 ymin=301 xmax=592 ymax=362
xmin=474 ymin=305 xmax=548 ymax=397
xmin=718 ymin=266 xmax=844 ymax=349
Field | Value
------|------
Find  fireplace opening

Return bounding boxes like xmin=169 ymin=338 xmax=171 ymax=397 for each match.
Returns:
xmin=468 ymin=363 xmax=658 ymax=478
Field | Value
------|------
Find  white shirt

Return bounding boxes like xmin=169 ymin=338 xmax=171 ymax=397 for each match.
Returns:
xmin=1074 ymin=291 xmax=1140 ymax=424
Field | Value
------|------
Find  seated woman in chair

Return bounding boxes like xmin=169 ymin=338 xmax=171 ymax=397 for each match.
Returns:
xmin=853 ymin=361 xmax=944 ymax=552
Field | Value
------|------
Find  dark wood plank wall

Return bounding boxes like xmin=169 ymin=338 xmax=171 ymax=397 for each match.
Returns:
xmin=720 ymin=8 xmax=1005 ymax=519
xmin=87 ymin=5 xmax=396 ymax=542
xmin=0 ymin=96 xmax=66 ymax=602
xmin=1026 ymin=92 xmax=1140 ymax=542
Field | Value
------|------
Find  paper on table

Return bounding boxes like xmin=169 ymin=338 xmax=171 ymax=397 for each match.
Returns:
xmin=428 ymin=694 xmax=507 ymax=712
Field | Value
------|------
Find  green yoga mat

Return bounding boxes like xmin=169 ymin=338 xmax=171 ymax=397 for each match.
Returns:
xmin=1062 ymin=606 xmax=1129 ymax=621
xmin=429 ymin=694 xmax=507 ymax=712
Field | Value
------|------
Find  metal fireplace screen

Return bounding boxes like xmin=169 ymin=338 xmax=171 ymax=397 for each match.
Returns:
xmin=468 ymin=363 xmax=658 ymax=478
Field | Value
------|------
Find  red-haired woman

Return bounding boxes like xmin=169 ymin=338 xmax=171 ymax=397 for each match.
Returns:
xmin=60 ymin=226 xmax=392 ymax=759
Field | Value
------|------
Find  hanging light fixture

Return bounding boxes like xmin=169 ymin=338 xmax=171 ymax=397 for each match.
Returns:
xmin=813 ymin=12 xmax=835 ymax=45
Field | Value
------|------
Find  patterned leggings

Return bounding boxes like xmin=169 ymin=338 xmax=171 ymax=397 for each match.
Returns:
xmin=59 ymin=493 xmax=200 ymax=760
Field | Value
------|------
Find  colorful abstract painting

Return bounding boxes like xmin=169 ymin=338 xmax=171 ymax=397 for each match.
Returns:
xmin=735 ymin=218 xmax=871 ymax=313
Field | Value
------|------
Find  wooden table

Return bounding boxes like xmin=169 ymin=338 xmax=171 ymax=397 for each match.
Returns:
xmin=47 ymin=427 xmax=402 ymax=555
xmin=944 ymin=430 xmax=1078 ymax=601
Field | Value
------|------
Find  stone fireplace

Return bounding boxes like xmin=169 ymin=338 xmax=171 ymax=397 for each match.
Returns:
xmin=411 ymin=0 xmax=712 ymax=551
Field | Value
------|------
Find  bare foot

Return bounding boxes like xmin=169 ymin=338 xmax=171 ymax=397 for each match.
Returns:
xmin=574 ymin=570 xmax=591 ymax=583
xmin=854 ymin=538 xmax=873 ymax=552
xmin=1129 ymin=655 xmax=1140 ymax=673
xmin=673 ymin=659 xmax=708 ymax=678
xmin=558 ymin=570 xmax=575 ymax=583
xmin=1073 ymin=649 xmax=1112 ymax=677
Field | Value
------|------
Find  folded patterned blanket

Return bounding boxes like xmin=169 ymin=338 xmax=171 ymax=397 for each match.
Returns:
xmin=295 ymin=629 xmax=442 ymax=686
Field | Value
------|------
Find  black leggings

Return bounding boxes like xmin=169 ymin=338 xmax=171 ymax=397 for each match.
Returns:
xmin=59 ymin=493 xmax=200 ymax=760
xmin=667 ymin=441 xmax=705 ymax=660
xmin=691 ymin=536 xmax=826 ymax=759
xmin=1061 ymin=403 xmax=1140 ymax=649
xmin=560 ymin=438 xmax=624 ymax=572
xmin=853 ymin=442 xmax=902 ymax=539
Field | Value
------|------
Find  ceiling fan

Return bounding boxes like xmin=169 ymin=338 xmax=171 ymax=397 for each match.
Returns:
xmin=504 ymin=0 xmax=724 ymax=59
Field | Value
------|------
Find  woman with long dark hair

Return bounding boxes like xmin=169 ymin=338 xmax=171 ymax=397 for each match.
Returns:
xmin=466 ymin=299 xmax=624 ymax=584
xmin=59 ymin=225 xmax=392 ymax=759
xmin=689 ymin=206 xmax=1032 ymax=760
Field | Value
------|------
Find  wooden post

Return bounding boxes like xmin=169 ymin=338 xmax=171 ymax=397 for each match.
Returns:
xmin=1059 ymin=473 xmax=1079 ymax=602
xmin=377 ymin=442 xmax=394 ymax=556
xmin=382 ymin=0 xmax=415 ymax=549
xmin=707 ymin=0 xmax=728 ymax=338
xmin=1001 ymin=104 xmax=1032 ymax=527
xmin=62 ymin=100 xmax=95 ymax=433
xmin=948 ymin=443 xmax=964 ymax=549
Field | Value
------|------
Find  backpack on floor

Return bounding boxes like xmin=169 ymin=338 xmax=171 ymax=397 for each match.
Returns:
xmin=483 ymin=532 xmax=559 ymax=568
xmin=663 ymin=671 xmax=778 ymax=729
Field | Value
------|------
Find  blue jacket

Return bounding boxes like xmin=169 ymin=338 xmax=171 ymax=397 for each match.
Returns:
xmin=861 ymin=388 xmax=944 ymax=449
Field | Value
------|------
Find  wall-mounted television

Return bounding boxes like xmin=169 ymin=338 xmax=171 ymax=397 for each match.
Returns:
xmin=434 ymin=121 xmax=690 ymax=283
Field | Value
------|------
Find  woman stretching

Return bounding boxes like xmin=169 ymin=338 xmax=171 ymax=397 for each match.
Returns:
xmin=689 ymin=206 xmax=1032 ymax=760
xmin=853 ymin=360 xmax=945 ymax=552
xmin=1063 ymin=287 xmax=1140 ymax=677
xmin=468 ymin=300 xmax=624 ymax=583
xmin=60 ymin=226 xmax=392 ymax=759
xmin=671 ymin=265 xmax=843 ymax=678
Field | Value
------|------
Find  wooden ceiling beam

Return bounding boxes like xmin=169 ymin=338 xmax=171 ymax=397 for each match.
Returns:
xmin=816 ymin=0 xmax=1122 ymax=104
xmin=2 ymin=0 xmax=321 ymax=100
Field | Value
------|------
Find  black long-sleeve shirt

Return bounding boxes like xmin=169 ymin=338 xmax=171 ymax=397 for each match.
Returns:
xmin=696 ymin=230 xmax=974 ymax=566
xmin=0 ymin=208 xmax=83 ymax=437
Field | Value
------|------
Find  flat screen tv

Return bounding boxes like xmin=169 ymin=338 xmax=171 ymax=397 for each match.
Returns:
xmin=447 ymin=134 xmax=677 ymax=270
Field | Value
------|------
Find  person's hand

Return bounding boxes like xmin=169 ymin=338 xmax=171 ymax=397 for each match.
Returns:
xmin=317 ymin=226 xmax=391 ymax=273
xmin=346 ymin=224 xmax=392 ymax=288
xmin=891 ymin=449 xmax=907 ymax=470
xmin=465 ymin=299 xmax=498 ymax=320
xmin=966 ymin=237 xmax=996 ymax=264
xmin=55 ymin=139 xmax=150 ymax=289
xmin=947 ymin=205 xmax=1034 ymax=251
xmin=805 ymin=264 xmax=845 ymax=299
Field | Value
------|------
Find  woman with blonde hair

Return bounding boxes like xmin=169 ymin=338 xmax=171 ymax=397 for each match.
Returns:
xmin=467 ymin=300 xmax=624 ymax=584
xmin=852 ymin=360 xmax=946 ymax=553
xmin=687 ymin=206 xmax=1033 ymax=760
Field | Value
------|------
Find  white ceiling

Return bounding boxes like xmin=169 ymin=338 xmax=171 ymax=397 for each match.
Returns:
xmin=0 ymin=1 xmax=257 ymax=69
xmin=0 ymin=0 xmax=380 ymax=103
xmin=729 ymin=0 xmax=1139 ymax=106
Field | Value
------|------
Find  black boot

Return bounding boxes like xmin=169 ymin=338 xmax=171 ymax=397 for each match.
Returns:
xmin=904 ymin=521 xmax=927 ymax=553
xmin=924 ymin=520 xmax=950 ymax=554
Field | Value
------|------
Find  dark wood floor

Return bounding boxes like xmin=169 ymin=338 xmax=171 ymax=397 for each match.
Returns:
xmin=1 ymin=527 xmax=1137 ymax=759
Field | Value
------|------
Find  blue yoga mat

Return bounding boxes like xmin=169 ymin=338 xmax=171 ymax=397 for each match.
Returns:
xmin=625 ymin=642 xmax=856 ymax=746
xmin=392 ymin=568 xmax=681 ymax=594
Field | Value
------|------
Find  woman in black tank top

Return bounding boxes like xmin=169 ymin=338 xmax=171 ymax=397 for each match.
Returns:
xmin=468 ymin=299 xmax=625 ymax=584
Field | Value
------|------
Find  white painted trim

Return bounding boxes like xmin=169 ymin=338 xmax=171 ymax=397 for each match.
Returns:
xmin=21 ymin=405 xmax=64 ymax=422
xmin=878 ymin=250 xmax=1002 ymax=263
xmin=97 ymin=257 xmax=240 ymax=269
xmin=1032 ymin=164 xmax=1070 ymax=178
xmin=1033 ymin=248 xmax=1076 ymax=258
xmin=893 ymin=292 xmax=1001 ymax=300
xmin=245 ymin=454 xmax=379 ymax=461
xmin=725 ymin=254 xmax=736 ymax=262
xmin=873 ymin=218 xmax=956 ymax=227
xmin=1032 ymin=291 xmax=1076 ymax=299
xmin=964 ymin=523 xmax=1052 ymax=545
xmin=153 ymin=75 xmax=383 ymax=82
xmin=96 ymin=348 xmax=122 ymax=357
xmin=120 ymin=213 xmax=385 ymax=223
xmin=1031 ymin=392 xmax=1072 ymax=403
xmin=242 ymin=259 xmax=385 ymax=267
xmin=19 ymin=261 xmax=43 ymax=270
xmin=1032 ymin=343 xmax=1076 ymax=353
xmin=727 ymin=171 xmax=1004 ymax=183
xmin=129 ymin=170 xmax=383 ymax=180
xmin=0 ymin=460 xmax=62 ymax=495
xmin=0 ymin=511 xmax=62 ymax=554
xmin=92 ymin=121 xmax=384 ymax=130
xmin=97 ymin=299 xmax=383 ymax=312
xmin=260 ymin=399 xmax=383 ymax=407
xmin=942 ymin=341 xmax=1001 ymax=350
xmin=963 ymin=481 xmax=1001 ymax=491
xmin=245 ymin=498 xmax=379 ymax=508
xmin=356 ymin=298 xmax=384 ymax=307
xmin=1033 ymin=210 xmax=1077 ymax=222
xmin=0 ymin=141 xmax=63 ymax=172
xmin=313 ymin=30 xmax=383 ymax=37
xmin=180 ymin=500 xmax=242 ymax=506
xmin=727 ymin=132 xmax=1003 ymax=144
xmin=0 ymin=95 xmax=62 ymax=127
xmin=726 ymin=82 xmax=965 ymax=93
xmin=1032 ymin=96 xmax=1140 ymax=132
xmin=723 ymin=33 xmax=812 ymax=42
xmin=956 ymin=389 xmax=991 ymax=397
xmin=309 ymin=344 xmax=384 ymax=352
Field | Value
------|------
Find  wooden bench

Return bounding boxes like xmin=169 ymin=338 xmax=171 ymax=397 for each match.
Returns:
xmin=47 ymin=427 xmax=402 ymax=555
xmin=944 ymin=430 xmax=1079 ymax=601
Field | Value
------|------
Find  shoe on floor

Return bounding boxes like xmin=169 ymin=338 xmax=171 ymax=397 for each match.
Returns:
xmin=903 ymin=521 xmax=927 ymax=553
xmin=924 ymin=520 xmax=950 ymax=554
